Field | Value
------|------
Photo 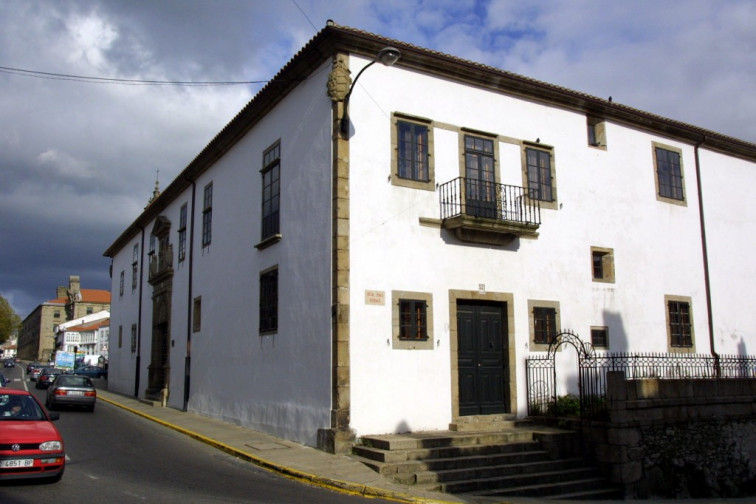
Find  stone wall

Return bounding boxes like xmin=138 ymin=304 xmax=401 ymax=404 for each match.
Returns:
xmin=583 ymin=371 xmax=756 ymax=499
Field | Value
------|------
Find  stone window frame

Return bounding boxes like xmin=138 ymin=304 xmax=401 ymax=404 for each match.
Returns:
xmin=652 ymin=142 xmax=687 ymax=206
xmin=521 ymin=141 xmax=559 ymax=211
xmin=528 ymin=299 xmax=562 ymax=351
xmin=391 ymin=290 xmax=434 ymax=350
xmin=591 ymin=326 xmax=609 ymax=349
xmin=665 ymin=294 xmax=695 ymax=353
xmin=591 ymin=246 xmax=615 ymax=283
xmin=390 ymin=113 xmax=435 ymax=192
xmin=587 ymin=116 xmax=607 ymax=149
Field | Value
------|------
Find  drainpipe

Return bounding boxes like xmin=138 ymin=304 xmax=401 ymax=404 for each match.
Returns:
xmin=135 ymin=226 xmax=145 ymax=396
xmin=183 ymin=177 xmax=196 ymax=411
xmin=694 ymin=137 xmax=718 ymax=376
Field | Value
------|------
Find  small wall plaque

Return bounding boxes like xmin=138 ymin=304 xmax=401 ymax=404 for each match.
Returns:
xmin=365 ymin=290 xmax=385 ymax=306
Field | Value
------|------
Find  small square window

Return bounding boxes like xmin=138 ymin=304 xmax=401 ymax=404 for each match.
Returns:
xmin=591 ymin=327 xmax=608 ymax=348
xmin=591 ymin=247 xmax=615 ymax=283
xmin=587 ymin=117 xmax=606 ymax=148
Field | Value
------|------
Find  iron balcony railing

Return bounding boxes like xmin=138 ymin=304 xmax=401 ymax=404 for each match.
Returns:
xmin=439 ymin=177 xmax=541 ymax=226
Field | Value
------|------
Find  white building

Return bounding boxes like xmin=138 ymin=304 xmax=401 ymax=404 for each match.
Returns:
xmin=104 ymin=23 xmax=756 ymax=452
xmin=55 ymin=311 xmax=110 ymax=357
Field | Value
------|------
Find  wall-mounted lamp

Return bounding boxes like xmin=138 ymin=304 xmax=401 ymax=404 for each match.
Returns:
xmin=340 ymin=47 xmax=401 ymax=136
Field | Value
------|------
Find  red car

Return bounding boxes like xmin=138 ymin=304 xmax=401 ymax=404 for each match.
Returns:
xmin=0 ymin=389 xmax=65 ymax=482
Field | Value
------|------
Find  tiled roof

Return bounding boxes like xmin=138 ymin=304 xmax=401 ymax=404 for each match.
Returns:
xmin=67 ymin=319 xmax=110 ymax=332
xmin=80 ymin=289 xmax=111 ymax=304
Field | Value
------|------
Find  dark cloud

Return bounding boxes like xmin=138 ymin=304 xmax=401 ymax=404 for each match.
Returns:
xmin=1 ymin=0 xmax=753 ymax=317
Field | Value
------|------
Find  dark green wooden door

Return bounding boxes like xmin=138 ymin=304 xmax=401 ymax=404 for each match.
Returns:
xmin=457 ymin=301 xmax=509 ymax=416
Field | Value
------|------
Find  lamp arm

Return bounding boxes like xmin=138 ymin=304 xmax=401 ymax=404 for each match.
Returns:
xmin=340 ymin=60 xmax=377 ymax=135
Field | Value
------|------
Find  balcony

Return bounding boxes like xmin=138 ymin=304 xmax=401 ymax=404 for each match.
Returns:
xmin=439 ymin=177 xmax=541 ymax=246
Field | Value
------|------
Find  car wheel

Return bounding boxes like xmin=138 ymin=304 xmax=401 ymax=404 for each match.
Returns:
xmin=88 ymin=404 xmax=95 ymax=412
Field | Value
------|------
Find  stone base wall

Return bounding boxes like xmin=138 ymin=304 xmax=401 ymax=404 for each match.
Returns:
xmin=583 ymin=371 xmax=756 ymax=499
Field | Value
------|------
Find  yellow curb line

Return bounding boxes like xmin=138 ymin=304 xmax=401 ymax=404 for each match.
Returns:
xmin=99 ymin=395 xmax=454 ymax=504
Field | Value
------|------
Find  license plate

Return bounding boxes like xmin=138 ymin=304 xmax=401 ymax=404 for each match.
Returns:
xmin=0 ymin=459 xmax=34 ymax=468
xmin=67 ymin=391 xmax=84 ymax=396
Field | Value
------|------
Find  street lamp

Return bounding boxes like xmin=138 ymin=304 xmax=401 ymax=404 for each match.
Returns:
xmin=340 ymin=47 xmax=401 ymax=136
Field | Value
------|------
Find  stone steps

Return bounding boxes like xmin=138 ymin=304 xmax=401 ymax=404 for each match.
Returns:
xmin=352 ymin=424 xmax=621 ymax=500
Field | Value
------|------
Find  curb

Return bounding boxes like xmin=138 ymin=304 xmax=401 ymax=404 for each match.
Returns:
xmin=98 ymin=395 xmax=449 ymax=504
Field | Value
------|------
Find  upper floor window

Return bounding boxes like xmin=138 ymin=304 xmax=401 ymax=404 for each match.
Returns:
xmin=202 ymin=182 xmax=213 ymax=247
xmin=391 ymin=115 xmax=435 ymax=191
xmin=397 ymin=120 xmax=429 ymax=182
xmin=464 ymin=134 xmax=497 ymax=218
xmin=132 ymin=244 xmax=139 ymax=291
xmin=522 ymin=144 xmax=558 ymax=210
xmin=178 ymin=203 xmax=187 ymax=262
xmin=654 ymin=144 xmax=685 ymax=203
xmin=526 ymin=147 xmax=553 ymax=201
xmin=261 ymin=142 xmax=281 ymax=240
xmin=119 ymin=271 xmax=124 ymax=297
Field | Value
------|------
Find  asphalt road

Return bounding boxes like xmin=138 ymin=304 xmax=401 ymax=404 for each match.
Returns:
xmin=0 ymin=364 xmax=394 ymax=504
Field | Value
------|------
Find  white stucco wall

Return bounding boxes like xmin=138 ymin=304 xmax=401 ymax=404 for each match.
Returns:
xmin=177 ymin=62 xmax=335 ymax=446
xmin=344 ymin=54 xmax=735 ymax=437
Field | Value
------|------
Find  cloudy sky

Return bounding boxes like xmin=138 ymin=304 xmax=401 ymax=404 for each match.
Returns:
xmin=1 ymin=0 xmax=754 ymax=318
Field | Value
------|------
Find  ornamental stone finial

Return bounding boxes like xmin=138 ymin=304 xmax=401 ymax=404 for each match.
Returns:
xmin=327 ymin=54 xmax=351 ymax=102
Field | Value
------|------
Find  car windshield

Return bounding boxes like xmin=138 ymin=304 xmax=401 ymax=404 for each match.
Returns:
xmin=56 ymin=376 xmax=92 ymax=388
xmin=0 ymin=394 xmax=46 ymax=421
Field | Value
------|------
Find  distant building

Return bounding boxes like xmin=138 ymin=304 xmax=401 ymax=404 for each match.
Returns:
xmin=54 ymin=310 xmax=110 ymax=358
xmin=18 ymin=276 xmax=110 ymax=361
xmin=0 ymin=336 xmax=17 ymax=359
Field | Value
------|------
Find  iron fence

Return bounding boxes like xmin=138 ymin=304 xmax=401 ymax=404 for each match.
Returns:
xmin=527 ymin=350 xmax=756 ymax=419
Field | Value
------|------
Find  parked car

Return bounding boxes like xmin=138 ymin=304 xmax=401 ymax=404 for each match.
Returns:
xmin=46 ymin=375 xmax=96 ymax=412
xmin=74 ymin=365 xmax=107 ymax=379
xmin=29 ymin=365 xmax=51 ymax=382
xmin=0 ymin=389 xmax=65 ymax=481
xmin=35 ymin=368 xmax=64 ymax=389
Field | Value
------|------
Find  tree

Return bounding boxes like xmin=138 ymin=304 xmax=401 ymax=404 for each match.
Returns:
xmin=0 ymin=295 xmax=21 ymax=344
